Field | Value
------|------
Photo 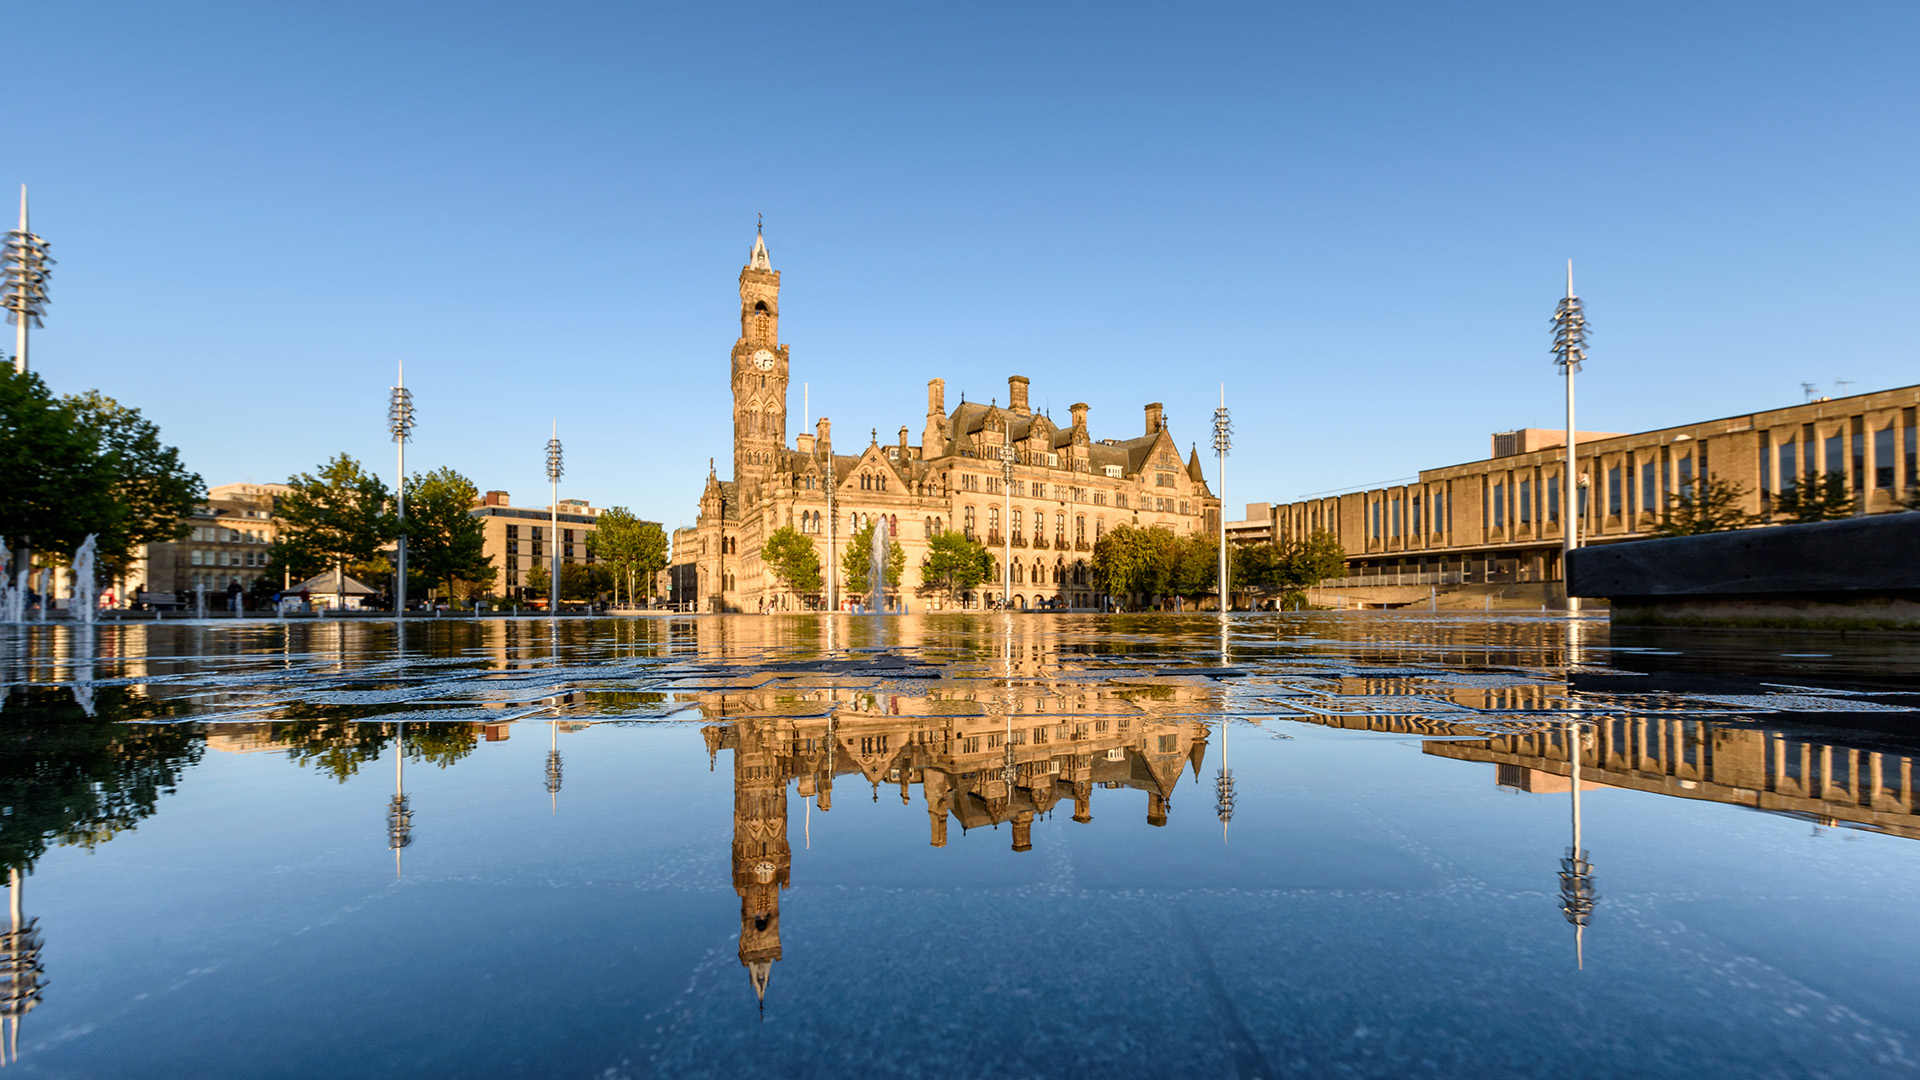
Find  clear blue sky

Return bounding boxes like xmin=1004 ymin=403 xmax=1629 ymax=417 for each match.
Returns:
xmin=14 ymin=2 xmax=1917 ymax=528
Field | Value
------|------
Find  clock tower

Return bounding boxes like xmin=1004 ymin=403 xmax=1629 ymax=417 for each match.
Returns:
xmin=732 ymin=224 xmax=789 ymax=496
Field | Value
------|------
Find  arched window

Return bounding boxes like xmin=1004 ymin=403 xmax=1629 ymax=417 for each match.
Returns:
xmin=754 ymin=301 xmax=771 ymax=341
xmin=1095 ymin=517 xmax=1105 ymax=541
xmin=878 ymin=474 xmax=887 ymax=492
xmin=1055 ymin=513 xmax=1066 ymax=541
xmin=964 ymin=507 xmax=976 ymax=536
xmin=988 ymin=507 xmax=1000 ymax=530
xmin=1075 ymin=515 xmax=1085 ymax=542
xmin=924 ymin=516 xmax=932 ymax=537
xmin=1012 ymin=562 xmax=1023 ymax=584
xmin=1054 ymin=560 xmax=1065 ymax=584
xmin=889 ymin=514 xmax=897 ymax=534
xmin=935 ymin=517 xmax=943 ymax=533
xmin=1011 ymin=509 xmax=1022 ymax=538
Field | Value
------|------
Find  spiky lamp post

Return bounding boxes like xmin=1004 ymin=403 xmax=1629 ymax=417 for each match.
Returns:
xmin=1558 ymin=719 xmax=1597 ymax=968
xmin=3 ymin=187 xmax=52 ymax=587
xmin=1551 ymin=262 xmax=1589 ymax=612
xmin=546 ymin=720 xmax=563 ymax=815
xmin=388 ymin=362 xmax=416 ymax=615
xmin=999 ymin=445 xmax=1016 ymax=608
xmin=388 ymin=723 xmax=413 ymax=877
xmin=0 ymin=868 xmax=44 ymax=1067
xmin=1213 ymin=386 xmax=1232 ymax=614
xmin=546 ymin=423 xmax=564 ymax=614
xmin=3 ymin=186 xmax=51 ymax=376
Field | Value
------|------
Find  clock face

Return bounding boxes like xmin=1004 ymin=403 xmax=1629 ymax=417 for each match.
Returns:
xmin=752 ymin=349 xmax=775 ymax=371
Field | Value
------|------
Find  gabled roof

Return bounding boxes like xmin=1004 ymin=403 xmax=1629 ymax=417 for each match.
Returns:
xmin=290 ymin=569 xmax=377 ymax=595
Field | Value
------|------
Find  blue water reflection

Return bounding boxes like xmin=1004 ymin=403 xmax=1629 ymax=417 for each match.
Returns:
xmin=0 ymin=614 xmax=1917 ymax=1077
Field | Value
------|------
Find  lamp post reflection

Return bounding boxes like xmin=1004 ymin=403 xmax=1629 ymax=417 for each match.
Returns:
xmin=388 ymin=723 xmax=413 ymax=878
xmin=0 ymin=869 xmax=44 ymax=1067
xmin=1558 ymin=719 xmax=1597 ymax=969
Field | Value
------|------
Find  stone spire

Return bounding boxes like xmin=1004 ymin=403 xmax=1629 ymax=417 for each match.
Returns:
xmin=1187 ymin=444 xmax=1206 ymax=483
xmin=749 ymin=218 xmax=771 ymax=271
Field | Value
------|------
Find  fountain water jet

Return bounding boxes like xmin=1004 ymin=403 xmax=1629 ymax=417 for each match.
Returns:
xmin=868 ymin=522 xmax=888 ymax=614
xmin=70 ymin=535 xmax=97 ymax=625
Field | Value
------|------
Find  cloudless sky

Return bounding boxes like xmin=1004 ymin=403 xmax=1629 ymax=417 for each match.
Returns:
xmin=13 ymin=2 xmax=1918 ymax=528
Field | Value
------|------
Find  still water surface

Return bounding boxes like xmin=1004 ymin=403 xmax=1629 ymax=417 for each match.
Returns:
xmin=2 ymin=613 xmax=1919 ymax=1078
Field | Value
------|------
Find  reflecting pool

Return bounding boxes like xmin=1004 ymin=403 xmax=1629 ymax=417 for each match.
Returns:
xmin=2 ymin=613 xmax=1919 ymax=1078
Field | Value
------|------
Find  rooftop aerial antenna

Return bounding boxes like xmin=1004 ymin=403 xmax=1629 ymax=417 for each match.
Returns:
xmin=3 ymin=186 xmax=52 ymax=375
xmin=1802 ymin=382 xmax=1820 ymax=402
xmin=1550 ymin=261 xmax=1589 ymax=613
xmin=1836 ymin=378 xmax=1855 ymax=396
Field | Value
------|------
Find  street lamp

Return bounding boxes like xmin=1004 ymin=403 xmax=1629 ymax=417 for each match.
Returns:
xmin=388 ymin=361 xmax=416 ymax=615
xmin=2 ymin=186 xmax=51 ymax=376
xmin=1213 ymin=385 xmax=1231 ymax=614
xmin=1551 ymin=262 xmax=1589 ymax=612
xmin=546 ymin=422 xmax=564 ymax=614
xmin=388 ymin=723 xmax=413 ymax=878
xmin=999 ymin=444 xmax=1015 ymax=609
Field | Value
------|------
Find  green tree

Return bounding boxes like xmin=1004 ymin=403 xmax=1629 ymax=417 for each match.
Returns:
xmin=1279 ymin=530 xmax=1348 ymax=590
xmin=61 ymin=389 xmax=205 ymax=577
xmin=526 ymin=562 xmax=550 ymax=601
xmin=560 ymin=562 xmax=611 ymax=602
xmin=762 ymin=525 xmax=823 ymax=598
xmin=1091 ymin=524 xmax=1182 ymax=608
xmin=274 ymin=454 xmax=396 ymax=586
xmin=1773 ymin=469 xmax=1853 ymax=523
xmin=404 ymin=467 xmax=494 ymax=600
xmin=588 ymin=508 xmax=668 ymax=607
xmin=840 ymin=519 xmax=905 ymax=598
xmin=0 ymin=368 xmax=114 ymax=565
xmin=919 ymin=529 xmax=990 ymax=605
xmin=1652 ymin=476 xmax=1760 ymax=537
xmin=1169 ymin=532 xmax=1218 ymax=604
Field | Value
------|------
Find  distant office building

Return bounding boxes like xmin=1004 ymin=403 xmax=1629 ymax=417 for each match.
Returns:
xmin=127 ymin=482 xmax=288 ymax=602
xmin=1272 ymin=385 xmax=1920 ymax=587
xmin=1224 ymin=502 xmax=1276 ymax=547
xmin=470 ymin=491 xmax=658 ymax=600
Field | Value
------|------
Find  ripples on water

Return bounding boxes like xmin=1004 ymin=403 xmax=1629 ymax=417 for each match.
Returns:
xmin=2 ymin=613 xmax=1919 ymax=1078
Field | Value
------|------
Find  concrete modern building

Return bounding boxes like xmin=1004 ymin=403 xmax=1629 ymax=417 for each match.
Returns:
xmin=469 ymin=491 xmax=617 ymax=600
xmin=1272 ymin=385 xmax=1920 ymax=593
xmin=670 ymin=227 xmax=1221 ymax=613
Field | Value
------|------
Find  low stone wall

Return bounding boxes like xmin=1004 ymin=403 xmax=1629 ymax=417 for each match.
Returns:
xmin=1567 ymin=514 xmax=1920 ymax=629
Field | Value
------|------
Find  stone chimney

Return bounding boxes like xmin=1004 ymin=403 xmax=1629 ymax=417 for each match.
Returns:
xmin=1008 ymin=375 xmax=1031 ymax=417
xmin=816 ymin=416 xmax=831 ymax=446
xmin=1145 ymin=402 xmax=1165 ymax=434
xmin=929 ymin=813 xmax=948 ymax=847
xmin=1147 ymin=791 xmax=1168 ymax=827
xmin=898 ymin=426 xmax=910 ymax=458
xmin=1069 ymin=402 xmax=1089 ymax=431
xmin=797 ymin=433 xmax=815 ymax=454
xmin=923 ymin=379 xmax=947 ymax=458
xmin=1012 ymin=810 xmax=1034 ymax=852
xmin=1072 ymin=786 xmax=1092 ymax=824
xmin=482 ymin=490 xmax=510 ymax=506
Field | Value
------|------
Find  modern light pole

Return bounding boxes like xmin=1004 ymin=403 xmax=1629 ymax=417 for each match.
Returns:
xmin=2 ymin=186 xmax=51 ymax=376
xmin=1551 ymin=261 xmax=1589 ymax=613
xmin=388 ymin=361 xmax=416 ymax=615
xmin=3 ymin=186 xmax=52 ymax=587
xmin=546 ymin=422 xmax=564 ymax=614
xmin=1000 ymin=444 xmax=1015 ymax=609
xmin=387 ymin=722 xmax=413 ymax=878
xmin=1213 ymin=385 xmax=1232 ymax=614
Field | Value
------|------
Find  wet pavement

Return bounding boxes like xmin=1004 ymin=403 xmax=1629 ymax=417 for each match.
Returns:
xmin=1 ymin=612 xmax=1918 ymax=1078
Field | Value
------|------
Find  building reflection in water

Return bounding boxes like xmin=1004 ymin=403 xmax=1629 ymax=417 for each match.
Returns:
xmin=700 ymin=676 xmax=1212 ymax=1006
xmin=0 ymin=869 xmax=44 ymax=1067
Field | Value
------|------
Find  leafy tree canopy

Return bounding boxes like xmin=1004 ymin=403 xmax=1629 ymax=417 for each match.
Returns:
xmin=274 ymin=454 xmax=396 ymax=584
xmin=920 ymin=529 xmax=989 ymax=603
xmin=762 ymin=525 xmax=822 ymax=596
xmin=404 ymin=467 xmax=494 ymax=599
xmin=587 ymin=508 xmax=668 ymax=605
